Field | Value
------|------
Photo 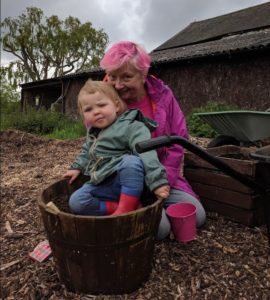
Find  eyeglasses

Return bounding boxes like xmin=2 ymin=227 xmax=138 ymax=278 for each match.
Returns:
xmin=107 ymin=72 xmax=139 ymax=84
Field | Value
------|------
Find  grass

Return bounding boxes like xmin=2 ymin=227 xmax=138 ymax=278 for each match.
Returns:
xmin=44 ymin=121 xmax=86 ymax=140
xmin=0 ymin=105 xmax=86 ymax=140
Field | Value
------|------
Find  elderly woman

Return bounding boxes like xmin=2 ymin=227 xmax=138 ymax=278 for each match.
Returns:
xmin=100 ymin=41 xmax=206 ymax=239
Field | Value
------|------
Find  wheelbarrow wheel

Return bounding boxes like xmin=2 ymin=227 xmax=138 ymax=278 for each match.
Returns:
xmin=207 ymin=135 xmax=240 ymax=148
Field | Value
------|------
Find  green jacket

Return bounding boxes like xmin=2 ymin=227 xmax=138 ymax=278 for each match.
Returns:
xmin=71 ymin=109 xmax=168 ymax=191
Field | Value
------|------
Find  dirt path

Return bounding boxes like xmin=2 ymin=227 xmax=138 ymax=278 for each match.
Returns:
xmin=1 ymin=130 xmax=269 ymax=299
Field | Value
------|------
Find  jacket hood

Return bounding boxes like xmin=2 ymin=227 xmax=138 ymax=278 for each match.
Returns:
xmin=119 ymin=109 xmax=158 ymax=132
xmin=145 ymin=75 xmax=169 ymax=103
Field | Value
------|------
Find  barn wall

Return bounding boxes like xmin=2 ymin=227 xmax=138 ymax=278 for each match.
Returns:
xmin=151 ymin=52 xmax=270 ymax=115
xmin=64 ymin=73 xmax=103 ymax=119
xmin=21 ymin=51 xmax=270 ymax=119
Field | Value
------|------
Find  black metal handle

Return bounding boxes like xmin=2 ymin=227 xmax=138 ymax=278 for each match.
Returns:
xmin=135 ymin=135 xmax=174 ymax=152
xmin=136 ymin=135 xmax=268 ymax=196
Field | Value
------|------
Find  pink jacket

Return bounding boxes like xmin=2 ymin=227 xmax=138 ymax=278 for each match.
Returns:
xmin=145 ymin=75 xmax=198 ymax=198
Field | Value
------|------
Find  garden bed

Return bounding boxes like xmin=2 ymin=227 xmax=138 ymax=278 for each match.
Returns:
xmin=184 ymin=145 xmax=269 ymax=226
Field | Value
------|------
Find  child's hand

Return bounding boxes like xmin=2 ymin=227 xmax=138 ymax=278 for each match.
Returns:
xmin=154 ymin=185 xmax=170 ymax=200
xmin=63 ymin=169 xmax=81 ymax=184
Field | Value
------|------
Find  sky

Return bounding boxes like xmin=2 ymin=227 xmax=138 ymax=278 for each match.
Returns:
xmin=1 ymin=0 xmax=269 ymax=65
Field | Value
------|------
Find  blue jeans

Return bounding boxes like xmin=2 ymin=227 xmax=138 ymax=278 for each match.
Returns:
xmin=156 ymin=189 xmax=206 ymax=240
xmin=69 ymin=155 xmax=144 ymax=216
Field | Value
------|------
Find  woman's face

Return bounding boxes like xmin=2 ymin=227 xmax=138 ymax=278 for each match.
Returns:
xmin=106 ymin=63 xmax=146 ymax=103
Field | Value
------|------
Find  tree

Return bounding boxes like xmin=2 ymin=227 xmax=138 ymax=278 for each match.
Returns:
xmin=0 ymin=67 xmax=20 ymax=114
xmin=1 ymin=7 xmax=109 ymax=83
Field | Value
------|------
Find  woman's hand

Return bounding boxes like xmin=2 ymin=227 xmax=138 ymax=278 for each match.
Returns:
xmin=154 ymin=185 xmax=170 ymax=200
xmin=63 ymin=169 xmax=81 ymax=185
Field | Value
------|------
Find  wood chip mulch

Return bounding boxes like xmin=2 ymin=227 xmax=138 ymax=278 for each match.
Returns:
xmin=1 ymin=129 xmax=269 ymax=300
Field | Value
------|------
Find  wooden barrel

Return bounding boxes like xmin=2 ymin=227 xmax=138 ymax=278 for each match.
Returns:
xmin=38 ymin=175 xmax=163 ymax=294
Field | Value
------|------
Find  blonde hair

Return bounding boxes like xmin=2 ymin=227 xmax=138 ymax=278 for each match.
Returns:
xmin=78 ymin=79 xmax=126 ymax=115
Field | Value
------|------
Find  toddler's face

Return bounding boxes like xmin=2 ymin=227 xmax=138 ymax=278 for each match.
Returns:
xmin=80 ymin=91 xmax=119 ymax=129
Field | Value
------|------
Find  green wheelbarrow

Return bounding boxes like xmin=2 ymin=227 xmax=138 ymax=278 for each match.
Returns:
xmin=194 ymin=110 xmax=270 ymax=147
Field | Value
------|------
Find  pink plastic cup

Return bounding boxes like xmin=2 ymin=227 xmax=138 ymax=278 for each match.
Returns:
xmin=166 ymin=203 xmax=197 ymax=242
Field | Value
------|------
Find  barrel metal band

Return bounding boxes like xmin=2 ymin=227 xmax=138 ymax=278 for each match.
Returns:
xmin=48 ymin=231 xmax=155 ymax=252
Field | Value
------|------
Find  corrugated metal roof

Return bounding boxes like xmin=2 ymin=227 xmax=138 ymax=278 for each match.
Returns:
xmin=154 ymin=2 xmax=270 ymax=51
xmin=151 ymin=28 xmax=270 ymax=65
xmin=21 ymin=67 xmax=103 ymax=88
